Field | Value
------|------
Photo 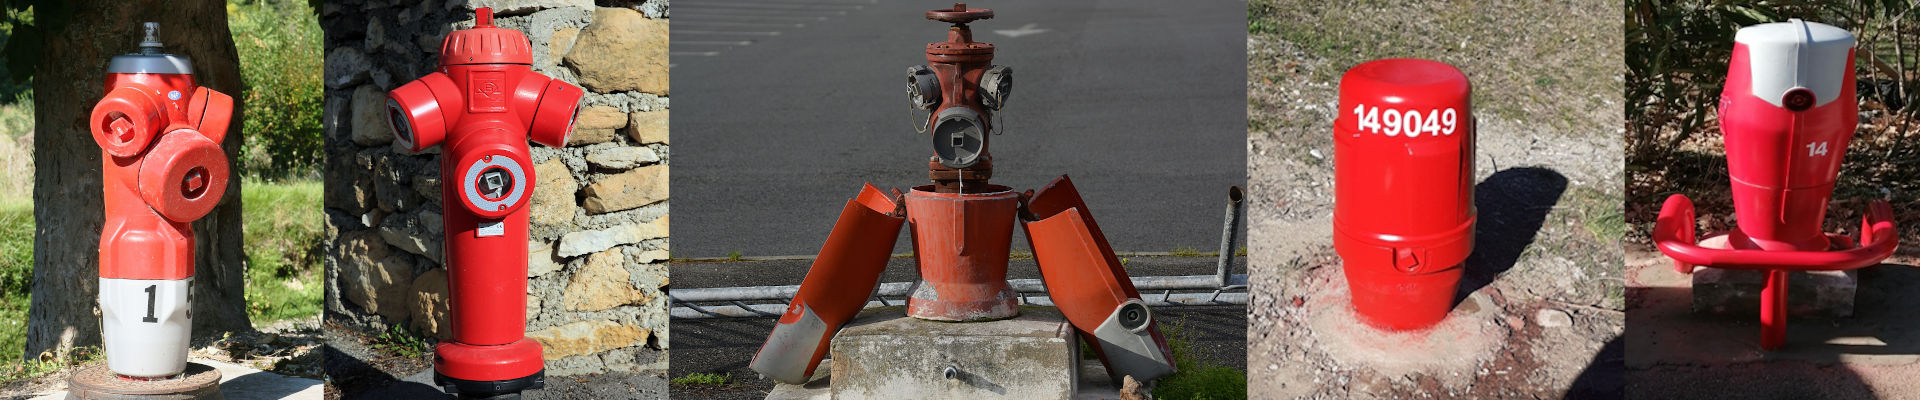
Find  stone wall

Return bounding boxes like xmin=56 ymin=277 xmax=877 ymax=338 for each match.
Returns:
xmin=320 ymin=0 xmax=670 ymax=376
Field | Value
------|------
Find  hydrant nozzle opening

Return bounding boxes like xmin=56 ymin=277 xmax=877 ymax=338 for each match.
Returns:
xmin=182 ymin=167 xmax=208 ymax=200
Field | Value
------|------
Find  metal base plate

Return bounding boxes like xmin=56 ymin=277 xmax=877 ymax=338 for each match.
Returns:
xmin=66 ymin=362 xmax=222 ymax=400
xmin=436 ymin=369 xmax=544 ymax=399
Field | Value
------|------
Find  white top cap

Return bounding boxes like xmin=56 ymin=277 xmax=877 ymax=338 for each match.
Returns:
xmin=1734 ymin=19 xmax=1855 ymax=108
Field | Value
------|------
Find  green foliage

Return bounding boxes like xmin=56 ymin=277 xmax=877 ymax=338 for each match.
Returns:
xmin=1152 ymin=319 xmax=1247 ymax=400
xmin=0 ymin=199 xmax=30 ymax=362
xmin=1626 ymin=0 xmax=1914 ymax=155
xmin=228 ymin=0 xmax=322 ymax=179
xmin=0 ymin=0 xmax=68 ymax=85
xmin=1 ymin=346 xmax=98 ymax=384
xmin=670 ymin=372 xmax=732 ymax=386
xmin=1087 ymin=322 xmax=1255 ymax=397
xmin=373 ymin=325 xmax=431 ymax=359
xmin=0 ymin=6 xmax=32 ymax=101
xmin=241 ymin=179 xmax=322 ymax=322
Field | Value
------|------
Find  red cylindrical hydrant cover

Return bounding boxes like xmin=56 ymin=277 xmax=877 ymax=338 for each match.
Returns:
xmin=1332 ymin=58 xmax=1476 ymax=331
xmin=1720 ymin=19 xmax=1857 ymax=251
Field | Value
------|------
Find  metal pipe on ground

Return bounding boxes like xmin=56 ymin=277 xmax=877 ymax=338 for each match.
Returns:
xmin=669 ymin=274 xmax=1248 ymax=303
xmin=1218 ymin=185 xmax=1245 ymax=288
xmin=671 ymin=292 xmax=1248 ymax=319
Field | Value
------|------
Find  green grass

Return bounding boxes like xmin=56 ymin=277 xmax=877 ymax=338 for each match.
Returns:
xmin=670 ymin=372 xmax=732 ymax=386
xmin=1009 ymin=249 xmax=1034 ymax=260
xmin=1152 ymin=319 xmax=1247 ymax=400
xmin=242 ymin=179 xmax=323 ymax=323
xmin=1168 ymin=246 xmax=1217 ymax=258
xmin=372 ymin=324 xmax=430 ymax=359
xmin=0 ymin=198 xmax=30 ymax=363
xmin=1574 ymin=187 xmax=1627 ymax=244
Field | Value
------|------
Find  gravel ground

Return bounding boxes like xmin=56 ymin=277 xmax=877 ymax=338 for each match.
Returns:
xmin=1246 ymin=0 xmax=1626 ymax=398
xmin=321 ymin=323 xmax=666 ymax=400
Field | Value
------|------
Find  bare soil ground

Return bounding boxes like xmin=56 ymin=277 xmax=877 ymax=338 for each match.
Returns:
xmin=1246 ymin=0 xmax=1626 ymax=398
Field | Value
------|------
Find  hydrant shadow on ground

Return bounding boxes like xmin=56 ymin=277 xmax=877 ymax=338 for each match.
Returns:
xmin=1457 ymin=166 xmax=1569 ymax=306
xmin=1622 ymin=264 xmax=1920 ymax=398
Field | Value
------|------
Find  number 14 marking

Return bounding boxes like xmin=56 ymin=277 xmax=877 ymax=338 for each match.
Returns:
xmin=1807 ymin=141 xmax=1829 ymax=157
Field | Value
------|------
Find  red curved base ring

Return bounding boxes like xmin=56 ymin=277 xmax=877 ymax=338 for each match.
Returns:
xmin=434 ymin=339 xmax=544 ymax=383
xmin=1652 ymin=194 xmax=1898 ymax=349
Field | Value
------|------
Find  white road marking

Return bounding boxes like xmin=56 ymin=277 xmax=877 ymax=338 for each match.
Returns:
xmin=675 ymin=21 xmax=806 ymax=28
xmin=677 ymin=40 xmax=757 ymax=46
xmin=672 ymin=0 xmax=866 ymax=58
xmin=675 ymin=3 xmax=863 ymax=11
xmin=677 ymin=30 xmax=784 ymax=36
xmin=993 ymin=23 xmax=1050 ymax=38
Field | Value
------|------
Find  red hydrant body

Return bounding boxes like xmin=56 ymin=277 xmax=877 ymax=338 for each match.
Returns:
xmin=1332 ymin=58 xmax=1476 ymax=331
xmin=90 ymin=22 xmax=233 ymax=379
xmin=1652 ymin=19 xmax=1897 ymax=350
xmin=902 ymin=3 xmax=1021 ymax=322
xmin=1720 ymin=20 xmax=1858 ymax=252
xmin=387 ymin=7 xmax=582 ymax=396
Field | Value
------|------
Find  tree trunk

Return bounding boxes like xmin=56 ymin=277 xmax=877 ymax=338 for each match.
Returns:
xmin=26 ymin=0 xmax=249 ymax=360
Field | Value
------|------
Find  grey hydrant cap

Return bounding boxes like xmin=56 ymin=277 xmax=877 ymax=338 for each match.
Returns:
xmin=106 ymin=22 xmax=192 ymax=75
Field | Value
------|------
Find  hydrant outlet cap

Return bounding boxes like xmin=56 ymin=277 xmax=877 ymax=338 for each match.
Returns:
xmin=439 ymin=7 xmax=534 ymax=66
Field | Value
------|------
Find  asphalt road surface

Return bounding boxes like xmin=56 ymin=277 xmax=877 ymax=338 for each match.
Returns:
xmin=670 ymin=0 xmax=1249 ymax=257
xmin=668 ymin=256 xmax=1248 ymax=399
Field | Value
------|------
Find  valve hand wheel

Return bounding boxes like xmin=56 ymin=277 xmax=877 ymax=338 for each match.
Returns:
xmin=926 ymin=3 xmax=993 ymax=24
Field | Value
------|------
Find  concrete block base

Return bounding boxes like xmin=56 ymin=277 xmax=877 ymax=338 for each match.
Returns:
xmin=1692 ymin=268 xmax=1857 ymax=318
xmin=768 ymin=342 xmax=1128 ymax=400
xmin=828 ymin=306 xmax=1079 ymax=400
xmin=766 ymin=366 xmax=833 ymax=400
xmin=1685 ymin=234 xmax=1860 ymax=318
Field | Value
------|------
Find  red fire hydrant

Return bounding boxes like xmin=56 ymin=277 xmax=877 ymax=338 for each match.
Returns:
xmin=904 ymin=3 xmax=1018 ymax=322
xmin=90 ymin=22 xmax=232 ymax=379
xmin=751 ymin=3 xmax=1176 ymax=386
xmin=1653 ymin=19 xmax=1896 ymax=350
xmin=1333 ymin=58 xmax=1476 ymax=331
xmin=387 ymin=7 xmax=583 ymax=397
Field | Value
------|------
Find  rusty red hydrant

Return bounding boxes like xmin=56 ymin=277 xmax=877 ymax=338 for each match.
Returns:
xmin=90 ymin=22 xmax=233 ymax=379
xmin=1332 ymin=58 xmax=1477 ymax=331
xmin=387 ymin=7 xmax=583 ymax=397
xmin=750 ymin=3 xmax=1176 ymax=386
xmin=1653 ymin=19 xmax=1896 ymax=350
